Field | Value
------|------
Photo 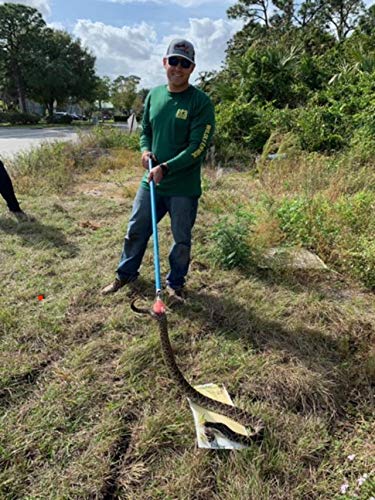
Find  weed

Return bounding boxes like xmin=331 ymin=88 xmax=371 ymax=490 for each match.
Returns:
xmin=210 ymin=207 xmax=256 ymax=269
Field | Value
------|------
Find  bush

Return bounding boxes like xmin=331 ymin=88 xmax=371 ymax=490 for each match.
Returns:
xmin=0 ymin=111 xmax=41 ymax=125
xmin=294 ymin=106 xmax=348 ymax=152
xmin=348 ymin=237 xmax=375 ymax=290
xmin=210 ymin=207 xmax=256 ymax=269
xmin=214 ymin=100 xmax=272 ymax=165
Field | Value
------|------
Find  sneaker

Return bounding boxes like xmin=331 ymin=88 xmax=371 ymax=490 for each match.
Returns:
xmin=166 ymin=285 xmax=186 ymax=304
xmin=101 ymin=277 xmax=134 ymax=295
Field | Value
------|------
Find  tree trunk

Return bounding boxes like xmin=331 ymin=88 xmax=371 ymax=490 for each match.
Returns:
xmin=47 ymin=101 xmax=54 ymax=116
xmin=13 ymin=66 xmax=27 ymax=113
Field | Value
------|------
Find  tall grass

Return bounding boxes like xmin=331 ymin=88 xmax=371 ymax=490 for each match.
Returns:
xmin=206 ymin=137 xmax=375 ymax=289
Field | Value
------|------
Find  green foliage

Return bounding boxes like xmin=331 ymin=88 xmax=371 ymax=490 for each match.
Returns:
xmin=0 ymin=3 xmax=46 ymax=112
xmin=207 ymin=2 xmax=375 ymax=159
xmin=28 ymin=29 xmax=97 ymax=115
xmin=294 ymin=105 xmax=348 ymax=152
xmin=348 ymin=237 xmax=375 ymax=289
xmin=111 ymin=75 xmax=140 ymax=113
xmin=214 ymin=100 xmax=272 ymax=162
xmin=276 ymin=191 xmax=375 ymax=288
xmin=210 ymin=208 xmax=256 ymax=269
xmin=0 ymin=112 xmax=40 ymax=125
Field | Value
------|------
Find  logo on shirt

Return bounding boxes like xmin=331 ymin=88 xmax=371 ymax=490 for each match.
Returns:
xmin=176 ymin=109 xmax=188 ymax=120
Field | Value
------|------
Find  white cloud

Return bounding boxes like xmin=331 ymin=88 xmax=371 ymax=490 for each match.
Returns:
xmin=73 ymin=19 xmax=165 ymax=87
xmin=161 ymin=17 xmax=242 ymax=80
xmin=105 ymin=0 xmax=228 ymax=6
xmin=73 ymin=17 xmax=240 ymax=88
xmin=0 ymin=0 xmax=51 ymax=17
xmin=48 ymin=21 xmax=65 ymax=31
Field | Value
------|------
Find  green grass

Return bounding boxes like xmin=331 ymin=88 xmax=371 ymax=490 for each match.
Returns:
xmin=0 ymin=133 xmax=374 ymax=498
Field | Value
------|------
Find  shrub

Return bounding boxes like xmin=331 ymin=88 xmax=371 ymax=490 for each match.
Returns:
xmin=0 ymin=112 xmax=41 ymax=125
xmin=294 ymin=106 xmax=348 ymax=152
xmin=348 ymin=237 xmax=375 ymax=290
xmin=210 ymin=207 xmax=256 ymax=269
xmin=214 ymin=100 xmax=272 ymax=164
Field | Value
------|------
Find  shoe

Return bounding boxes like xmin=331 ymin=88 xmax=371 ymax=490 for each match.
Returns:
xmin=12 ymin=210 xmax=35 ymax=222
xmin=166 ymin=285 xmax=186 ymax=304
xmin=101 ymin=277 xmax=135 ymax=295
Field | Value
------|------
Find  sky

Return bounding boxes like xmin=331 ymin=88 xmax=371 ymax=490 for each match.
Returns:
xmin=1 ymin=0 xmax=374 ymax=88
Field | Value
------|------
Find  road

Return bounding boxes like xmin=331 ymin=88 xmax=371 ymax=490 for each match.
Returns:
xmin=0 ymin=126 xmax=82 ymax=159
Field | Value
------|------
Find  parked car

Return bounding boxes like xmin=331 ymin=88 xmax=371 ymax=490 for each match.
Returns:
xmin=46 ymin=112 xmax=73 ymax=124
xmin=70 ymin=113 xmax=88 ymax=121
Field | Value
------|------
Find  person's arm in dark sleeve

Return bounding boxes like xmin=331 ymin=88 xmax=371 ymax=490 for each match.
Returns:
xmin=140 ymin=92 xmax=152 ymax=153
xmin=166 ymin=97 xmax=215 ymax=172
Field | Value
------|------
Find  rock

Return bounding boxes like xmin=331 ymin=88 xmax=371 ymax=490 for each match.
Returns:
xmin=260 ymin=247 xmax=329 ymax=271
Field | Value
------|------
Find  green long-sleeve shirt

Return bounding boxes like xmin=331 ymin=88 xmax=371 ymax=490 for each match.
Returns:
xmin=140 ymin=84 xmax=215 ymax=197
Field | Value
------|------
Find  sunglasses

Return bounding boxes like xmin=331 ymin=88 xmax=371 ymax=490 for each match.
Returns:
xmin=168 ymin=56 xmax=193 ymax=69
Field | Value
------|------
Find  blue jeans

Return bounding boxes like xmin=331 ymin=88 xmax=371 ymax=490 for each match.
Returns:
xmin=117 ymin=187 xmax=198 ymax=289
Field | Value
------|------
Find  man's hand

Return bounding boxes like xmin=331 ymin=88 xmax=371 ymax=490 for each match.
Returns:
xmin=141 ymin=151 xmax=156 ymax=170
xmin=147 ymin=165 xmax=164 ymax=185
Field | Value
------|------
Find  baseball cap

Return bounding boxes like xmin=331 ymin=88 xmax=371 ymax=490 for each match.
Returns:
xmin=165 ymin=39 xmax=195 ymax=64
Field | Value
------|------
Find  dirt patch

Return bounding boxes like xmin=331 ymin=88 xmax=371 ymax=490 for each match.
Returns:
xmin=72 ymin=181 xmax=126 ymax=202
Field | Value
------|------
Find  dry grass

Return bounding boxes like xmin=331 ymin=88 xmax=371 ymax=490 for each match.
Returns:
xmin=0 ymin=134 xmax=374 ymax=499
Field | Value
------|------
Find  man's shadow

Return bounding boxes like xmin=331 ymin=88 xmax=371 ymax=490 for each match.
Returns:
xmin=168 ymin=287 xmax=360 ymax=416
xmin=0 ymin=216 xmax=79 ymax=258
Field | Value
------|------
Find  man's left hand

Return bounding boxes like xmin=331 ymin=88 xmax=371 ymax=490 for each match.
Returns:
xmin=147 ymin=165 xmax=164 ymax=185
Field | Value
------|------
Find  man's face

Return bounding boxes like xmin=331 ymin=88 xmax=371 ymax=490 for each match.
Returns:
xmin=163 ymin=56 xmax=195 ymax=90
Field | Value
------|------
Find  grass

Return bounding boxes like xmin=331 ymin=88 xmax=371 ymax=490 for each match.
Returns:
xmin=0 ymin=130 xmax=374 ymax=498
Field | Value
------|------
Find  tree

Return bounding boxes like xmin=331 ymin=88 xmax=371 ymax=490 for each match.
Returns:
xmin=28 ymin=29 xmax=97 ymax=116
xmin=321 ymin=0 xmax=366 ymax=41
xmin=356 ymin=4 xmax=375 ymax=35
xmin=111 ymin=75 xmax=140 ymax=113
xmin=227 ymin=0 xmax=272 ymax=28
xmin=0 ymin=3 xmax=46 ymax=112
xmin=94 ymin=75 xmax=111 ymax=110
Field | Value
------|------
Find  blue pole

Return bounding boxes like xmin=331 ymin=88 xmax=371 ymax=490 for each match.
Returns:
xmin=148 ymin=156 xmax=162 ymax=295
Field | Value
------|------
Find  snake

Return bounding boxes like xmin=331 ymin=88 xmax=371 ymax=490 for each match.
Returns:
xmin=131 ymin=299 xmax=264 ymax=445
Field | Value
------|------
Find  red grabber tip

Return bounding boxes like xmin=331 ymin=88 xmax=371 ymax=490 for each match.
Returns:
xmin=153 ymin=298 xmax=166 ymax=315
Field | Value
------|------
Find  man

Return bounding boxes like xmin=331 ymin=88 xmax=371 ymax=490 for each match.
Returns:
xmin=102 ymin=39 xmax=215 ymax=299
xmin=0 ymin=160 xmax=32 ymax=221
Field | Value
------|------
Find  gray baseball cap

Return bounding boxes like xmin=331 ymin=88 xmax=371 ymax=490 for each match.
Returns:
xmin=166 ymin=39 xmax=195 ymax=64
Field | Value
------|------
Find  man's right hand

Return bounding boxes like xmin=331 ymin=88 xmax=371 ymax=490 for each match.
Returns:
xmin=141 ymin=151 xmax=156 ymax=170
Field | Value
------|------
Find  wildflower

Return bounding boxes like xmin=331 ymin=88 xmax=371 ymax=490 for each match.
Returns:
xmin=347 ymin=454 xmax=356 ymax=461
xmin=340 ymin=482 xmax=349 ymax=494
xmin=357 ymin=474 xmax=368 ymax=486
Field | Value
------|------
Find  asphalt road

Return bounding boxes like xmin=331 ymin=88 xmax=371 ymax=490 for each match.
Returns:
xmin=0 ymin=126 xmax=82 ymax=159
